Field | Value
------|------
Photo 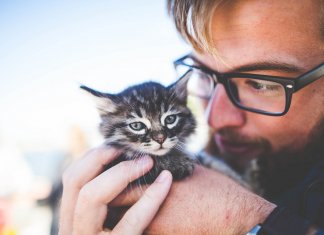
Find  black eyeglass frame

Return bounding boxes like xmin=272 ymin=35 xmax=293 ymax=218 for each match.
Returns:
xmin=174 ymin=54 xmax=324 ymax=116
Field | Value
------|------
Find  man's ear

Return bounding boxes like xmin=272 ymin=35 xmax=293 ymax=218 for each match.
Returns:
xmin=168 ymin=70 xmax=192 ymax=104
xmin=80 ymin=85 xmax=117 ymax=114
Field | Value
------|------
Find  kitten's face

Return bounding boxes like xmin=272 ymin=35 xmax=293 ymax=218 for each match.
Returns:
xmin=124 ymin=107 xmax=185 ymax=156
xmin=82 ymin=74 xmax=196 ymax=157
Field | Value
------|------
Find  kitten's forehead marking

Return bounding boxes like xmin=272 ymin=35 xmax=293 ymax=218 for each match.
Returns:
xmin=161 ymin=103 xmax=166 ymax=113
xmin=132 ymin=88 xmax=153 ymax=104
xmin=123 ymin=96 xmax=131 ymax=103
xmin=138 ymin=96 xmax=146 ymax=103
xmin=139 ymin=107 xmax=147 ymax=118
xmin=133 ymin=90 xmax=145 ymax=103
xmin=153 ymin=87 xmax=158 ymax=99
xmin=130 ymin=112 xmax=139 ymax=118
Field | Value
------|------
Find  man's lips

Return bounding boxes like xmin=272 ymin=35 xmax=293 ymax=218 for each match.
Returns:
xmin=215 ymin=135 xmax=258 ymax=156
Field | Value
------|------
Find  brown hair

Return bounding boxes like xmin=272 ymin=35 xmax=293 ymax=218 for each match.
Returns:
xmin=167 ymin=0 xmax=324 ymax=53
xmin=167 ymin=0 xmax=225 ymax=54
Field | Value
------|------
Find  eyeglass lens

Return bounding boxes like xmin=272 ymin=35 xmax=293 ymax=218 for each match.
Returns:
xmin=177 ymin=65 xmax=287 ymax=114
xmin=228 ymin=77 xmax=286 ymax=113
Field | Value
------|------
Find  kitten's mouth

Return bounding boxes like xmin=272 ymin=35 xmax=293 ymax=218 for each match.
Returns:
xmin=152 ymin=147 xmax=170 ymax=156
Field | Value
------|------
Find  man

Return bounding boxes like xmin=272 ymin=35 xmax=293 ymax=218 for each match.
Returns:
xmin=59 ymin=0 xmax=324 ymax=234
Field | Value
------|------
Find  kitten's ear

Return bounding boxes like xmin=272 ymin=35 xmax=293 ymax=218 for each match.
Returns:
xmin=168 ymin=70 xmax=193 ymax=103
xmin=80 ymin=85 xmax=117 ymax=114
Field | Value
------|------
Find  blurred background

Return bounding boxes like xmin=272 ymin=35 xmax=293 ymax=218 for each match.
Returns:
xmin=0 ymin=0 xmax=193 ymax=234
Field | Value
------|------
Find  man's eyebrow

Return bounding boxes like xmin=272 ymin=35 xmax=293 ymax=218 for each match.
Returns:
xmin=232 ymin=61 xmax=304 ymax=74
xmin=191 ymin=55 xmax=305 ymax=74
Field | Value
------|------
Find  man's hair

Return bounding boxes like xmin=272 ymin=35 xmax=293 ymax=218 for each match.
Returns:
xmin=167 ymin=0 xmax=324 ymax=53
xmin=167 ymin=0 xmax=225 ymax=54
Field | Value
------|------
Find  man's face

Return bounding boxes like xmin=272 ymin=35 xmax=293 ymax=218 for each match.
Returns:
xmin=195 ymin=0 xmax=324 ymax=171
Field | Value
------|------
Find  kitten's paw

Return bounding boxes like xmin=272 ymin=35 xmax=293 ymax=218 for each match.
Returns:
xmin=170 ymin=159 xmax=195 ymax=180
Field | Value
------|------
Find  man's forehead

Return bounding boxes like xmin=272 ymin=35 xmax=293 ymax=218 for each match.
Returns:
xmin=213 ymin=0 xmax=322 ymax=26
xmin=204 ymin=0 xmax=323 ymax=73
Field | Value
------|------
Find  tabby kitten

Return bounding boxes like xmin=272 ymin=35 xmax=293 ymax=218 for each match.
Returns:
xmin=81 ymin=71 xmax=196 ymax=182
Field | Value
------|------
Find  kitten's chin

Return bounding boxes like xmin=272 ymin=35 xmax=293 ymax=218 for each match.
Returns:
xmin=150 ymin=148 xmax=171 ymax=156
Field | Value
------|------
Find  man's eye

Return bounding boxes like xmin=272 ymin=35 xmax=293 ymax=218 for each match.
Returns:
xmin=245 ymin=80 xmax=281 ymax=91
xmin=129 ymin=122 xmax=146 ymax=131
xmin=165 ymin=115 xmax=177 ymax=125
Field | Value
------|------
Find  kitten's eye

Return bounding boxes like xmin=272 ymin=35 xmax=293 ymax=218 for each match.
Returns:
xmin=129 ymin=122 xmax=146 ymax=131
xmin=165 ymin=115 xmax=177 ymax=125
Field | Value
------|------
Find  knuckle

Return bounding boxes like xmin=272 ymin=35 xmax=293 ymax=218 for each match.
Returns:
xmin=78 ymin=182 xmax=106 ymax=206
xmin=62 ymin=165 xmax=77 ymax=187
xmin=78 ymin=183 xmax=95 ymax=202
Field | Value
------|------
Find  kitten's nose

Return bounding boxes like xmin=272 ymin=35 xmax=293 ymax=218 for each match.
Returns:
xmin=152 ymin=132 xmax=166 ymax=144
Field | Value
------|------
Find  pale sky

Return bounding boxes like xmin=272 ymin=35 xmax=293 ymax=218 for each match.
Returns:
xmin=0 ymin=0 xmax=190 ymax=151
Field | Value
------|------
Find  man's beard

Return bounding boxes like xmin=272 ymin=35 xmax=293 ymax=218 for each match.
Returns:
xmin=206 ymin=118 xmax=324 ymax=198
xmin=257 ymin=118 xmax=324 ymax=199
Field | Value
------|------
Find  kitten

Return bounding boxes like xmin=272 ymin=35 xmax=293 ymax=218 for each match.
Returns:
xmin=81 ymin=71 xmax=196 ymax=183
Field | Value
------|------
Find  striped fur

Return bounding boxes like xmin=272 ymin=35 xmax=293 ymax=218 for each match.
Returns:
xmin=81 ymin=75 xmax=197 ymax=182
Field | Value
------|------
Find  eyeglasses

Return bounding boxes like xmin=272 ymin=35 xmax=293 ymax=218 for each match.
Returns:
xmin=174 ymin=54 xmax=324 ymax=116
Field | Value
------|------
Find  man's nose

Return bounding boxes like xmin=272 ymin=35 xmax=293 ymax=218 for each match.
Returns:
xmin=206 ymin=84 xmax=246 ymax=130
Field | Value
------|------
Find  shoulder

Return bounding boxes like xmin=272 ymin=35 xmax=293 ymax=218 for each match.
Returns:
xmin=300 ymin=160 xmax=324 ymax=228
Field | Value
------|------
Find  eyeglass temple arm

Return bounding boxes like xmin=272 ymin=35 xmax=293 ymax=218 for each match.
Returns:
xmin=294 ymin=63 xmax=324 ymax=92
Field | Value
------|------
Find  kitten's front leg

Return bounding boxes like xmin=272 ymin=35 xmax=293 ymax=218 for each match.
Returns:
xmin=136 ymin=153 xmax=195 ymax=184
xmin=153 ymin=153 xmax=195 ymax=181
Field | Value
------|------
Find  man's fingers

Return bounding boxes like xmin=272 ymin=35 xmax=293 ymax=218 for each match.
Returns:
xmin=59 ymin=145 xmax=120 ymax=235
xmin=113 ymin=170 xmax=172 ymax=235
xmin=110 ymin=184 xmax=149 ymax=206
xmin=79 ymin=156 xmax=153 ymax=204
xmin=71 ymin=157 xmax=154 ymax=235
xmin=62 ymin=145 xmax=120 ymax=190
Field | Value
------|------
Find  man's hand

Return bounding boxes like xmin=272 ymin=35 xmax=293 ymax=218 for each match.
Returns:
xmin=112 ymin=165 xmax=276 ymax=235
xmin=58 ymin=145 xmax=172 ymax=235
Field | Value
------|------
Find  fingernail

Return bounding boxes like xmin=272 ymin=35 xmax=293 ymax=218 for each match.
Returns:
xmin=155 ymin=170 xmax=171 ymax=183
